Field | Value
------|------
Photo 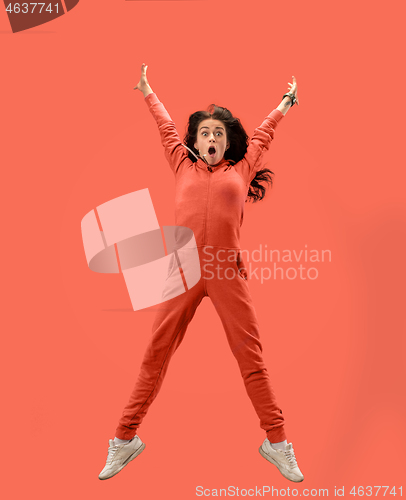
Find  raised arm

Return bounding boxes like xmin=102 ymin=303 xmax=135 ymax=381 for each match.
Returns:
xmin=133 ymin=63 xmax=188 ymax=174
xmin=244 ymin=76 xmax=299 ymax=182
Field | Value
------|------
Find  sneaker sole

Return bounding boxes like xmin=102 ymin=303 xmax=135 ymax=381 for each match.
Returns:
xmin=259 ymin=446 xmax=304 ymax=483
xmin=99 ymin=442 xmax=146 ymax=480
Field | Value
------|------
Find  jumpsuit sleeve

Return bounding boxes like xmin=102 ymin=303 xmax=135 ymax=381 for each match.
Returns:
xmin=241 ymin=109 xmax=284 ymax=185
xmin=144 ymin=92 xmax=189 ymax=175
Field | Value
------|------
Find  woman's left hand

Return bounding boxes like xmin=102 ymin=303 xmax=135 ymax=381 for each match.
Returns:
xmin=287 ymin=76 xmax=299 ymax=105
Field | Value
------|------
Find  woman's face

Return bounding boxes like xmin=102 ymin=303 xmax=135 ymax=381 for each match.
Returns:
xmin=194 ymin=118 xmax=229 ymax=166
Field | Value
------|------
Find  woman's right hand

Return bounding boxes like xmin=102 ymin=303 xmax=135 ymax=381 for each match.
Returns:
xmin=287 ymin=76 xmax=299 ymax=105
xmin=133 ymin=63 xmax=153 ymax=97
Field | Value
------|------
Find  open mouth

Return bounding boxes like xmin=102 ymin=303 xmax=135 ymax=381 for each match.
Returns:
xmin=208 ymin=146 xmax=216 ymax=157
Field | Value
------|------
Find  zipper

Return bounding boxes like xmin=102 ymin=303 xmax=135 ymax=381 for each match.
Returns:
xmin=181 ymin=144 xmax=213 ymax=244
xmin=203 ymin=161 xmax=212 ymax=246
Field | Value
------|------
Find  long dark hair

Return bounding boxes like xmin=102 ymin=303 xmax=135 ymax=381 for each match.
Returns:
xmin=184 ymin=104 xmax=274 ymax=203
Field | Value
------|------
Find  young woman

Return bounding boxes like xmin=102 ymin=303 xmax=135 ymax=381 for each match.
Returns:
xmin=99 ymin=64 xmax=303 ymax=483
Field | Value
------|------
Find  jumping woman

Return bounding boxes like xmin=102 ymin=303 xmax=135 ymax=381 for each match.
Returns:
xmin=99 ymin=63 xmax=303 ymax=483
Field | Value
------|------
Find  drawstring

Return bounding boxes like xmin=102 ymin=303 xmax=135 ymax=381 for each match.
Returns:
xmin=181 ymin=143 xmax=235 ymax=169
xmin=181 ymin=144 xmax=210 ymax=166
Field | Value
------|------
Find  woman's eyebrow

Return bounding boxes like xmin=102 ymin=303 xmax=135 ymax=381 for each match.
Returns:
xmin=199 ymin=126 xmax=225 ymax=131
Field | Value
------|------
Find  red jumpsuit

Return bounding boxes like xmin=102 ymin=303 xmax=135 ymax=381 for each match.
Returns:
xmin=115 ymin=93 xmax=287 ymax=443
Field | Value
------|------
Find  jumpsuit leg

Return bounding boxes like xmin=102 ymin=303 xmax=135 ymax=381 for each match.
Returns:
xmin=115 ymin=271 xmax=206 ymax=440
xmin=204 ymin=248 xmax=286 ymax=443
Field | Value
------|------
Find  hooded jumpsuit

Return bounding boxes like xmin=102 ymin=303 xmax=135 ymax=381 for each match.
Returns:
xmin=115 ymin=92 xmax=287 ymax=443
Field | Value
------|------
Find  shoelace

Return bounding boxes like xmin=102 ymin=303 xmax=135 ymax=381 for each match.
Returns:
xmin=106 ymin=444 xmax=119 ymax=464
xmin=283 ymin=447 xmax=298 ymax=468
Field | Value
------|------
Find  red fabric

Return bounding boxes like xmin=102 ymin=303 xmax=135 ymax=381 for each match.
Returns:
xmin=115 ymin=95 xmax=286 ymax=443
xmin=144 ymin=92 xmax=284 ymax=251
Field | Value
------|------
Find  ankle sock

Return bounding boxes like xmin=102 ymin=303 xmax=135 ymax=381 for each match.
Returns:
xmin=114 ymin=437 xmax=130 ymax=445
xmin=270 ymin=439 xmax=288 ymax=450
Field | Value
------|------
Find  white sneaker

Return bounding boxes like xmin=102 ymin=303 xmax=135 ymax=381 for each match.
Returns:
xmin=99 ymin=436 xmax=145 ymax=480
xmin=259 ymin=439 xmax=304 ymax=483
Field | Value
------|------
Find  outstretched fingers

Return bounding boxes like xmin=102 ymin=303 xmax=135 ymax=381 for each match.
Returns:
xmin=134 ymin=62 xmax=149 ymax=91
xmin=287 ymin=76 xmax=297 ymax=92
xmin=287 ymin=76 xmax=299 ymax=105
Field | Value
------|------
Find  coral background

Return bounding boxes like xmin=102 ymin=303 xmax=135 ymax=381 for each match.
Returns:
xmin=1 ymin=0 xmax=405 ymax=498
